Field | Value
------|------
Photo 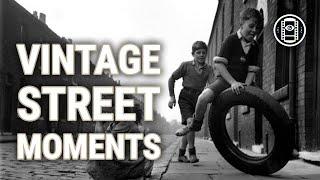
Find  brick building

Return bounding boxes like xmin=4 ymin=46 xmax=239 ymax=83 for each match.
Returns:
xmin=204 ymin=0 xmax=320 ymax=152
xmin=0 ymin=0 xmax=117 ymax=134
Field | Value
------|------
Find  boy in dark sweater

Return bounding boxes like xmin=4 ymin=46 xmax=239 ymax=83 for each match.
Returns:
xmin=176 ymin=8 xmax=262 ymax=136
xmin=168 ymin=41 xmax=214 ymax=163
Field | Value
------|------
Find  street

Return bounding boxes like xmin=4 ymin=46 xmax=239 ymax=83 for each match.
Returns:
xmin=0 ymin=142 xmax=90 ymax=180
xmin=0 ymin=135 xmax=177 ymax=180
xmin=1 ymin=136 xmax=320 ymax=179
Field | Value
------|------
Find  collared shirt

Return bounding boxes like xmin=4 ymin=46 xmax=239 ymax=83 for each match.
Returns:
xmin=191 ymin=60 xmax=206 ymax=74
xmin=168 ymin=60 xmax=214 ymax=97
xmin=237 ymin=29 xmax=254 ymax=54
xmin=215 ymin=31 xmax=259 ymax=82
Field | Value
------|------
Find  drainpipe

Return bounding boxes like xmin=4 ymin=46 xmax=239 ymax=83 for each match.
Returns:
xmin=285 ymin=0 xmax=299 ymax=151
xmin=289 ymin=42 xmax=298 ymax=150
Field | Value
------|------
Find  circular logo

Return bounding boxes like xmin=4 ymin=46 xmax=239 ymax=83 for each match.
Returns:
xmin=273 ymin=14 xmax=306 ymax=47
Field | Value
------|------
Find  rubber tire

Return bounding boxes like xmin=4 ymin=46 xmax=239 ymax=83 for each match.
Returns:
xmin=208 ymin=86 xmax=294 ymax=175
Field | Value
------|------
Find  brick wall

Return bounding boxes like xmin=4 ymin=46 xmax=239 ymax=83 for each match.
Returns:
xmin=205 ymin=0 xmax=318 ymax=151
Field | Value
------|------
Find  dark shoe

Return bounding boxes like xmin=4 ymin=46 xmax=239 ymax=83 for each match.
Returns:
xmin=175 ymin=126 xmax=191 ymax=136
xmin=178 ymin=149 xmax=189 ymax=163
xmin=189 ymin=154 xmax=199 ymax=163
xmin=178 ymin=155 xmax=190 ymax=163
xmin=189 ymin=147 xmax=199 ymax=163
xmin=189 ymin=115 xmax=203 ymax=132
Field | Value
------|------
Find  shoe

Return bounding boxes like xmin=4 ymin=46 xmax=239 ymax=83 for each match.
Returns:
xmin=178 ymin=155 xmax=190 ymax=163
xmin=189 ymin=115 xmax=203 ymax=132
xmin=189 ymin=154 xmax=199 ymax=163
xmin=189 ymin=121 xmax=202 ymax=131
xmin=189 ymin=147 xmax=199 ymax=163
xmin=175 ymin=126 xmax=191 ymax=136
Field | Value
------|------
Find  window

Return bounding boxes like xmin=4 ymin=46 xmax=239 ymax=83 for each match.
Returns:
xmin=275 ymin=3 xmax=290 ymax=90
xmin=275 ymin=45 xmax=289 ymax=90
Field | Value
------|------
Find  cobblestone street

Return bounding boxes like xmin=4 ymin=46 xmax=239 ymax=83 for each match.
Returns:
xmin=0 ymin=143 xmax=90 ymax=180
xmin=0 ymin=135 xmax=177 ymax=180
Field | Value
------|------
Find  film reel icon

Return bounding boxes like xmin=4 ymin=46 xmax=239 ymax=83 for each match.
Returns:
xmin=273 ymin=14 xmax=306 ymax=47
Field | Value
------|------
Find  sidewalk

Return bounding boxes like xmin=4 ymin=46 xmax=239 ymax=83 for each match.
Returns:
xmin=160 ymin=138 xmax=320 ymax=180
xmin=150 ymin=137 xmax=180 ymax=180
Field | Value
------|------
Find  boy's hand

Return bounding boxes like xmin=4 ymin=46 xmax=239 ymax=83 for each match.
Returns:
xmin=231 ymin=81 xmax=244 ymax=95
xmin=168 ymin=96 xmax=176 ymax=109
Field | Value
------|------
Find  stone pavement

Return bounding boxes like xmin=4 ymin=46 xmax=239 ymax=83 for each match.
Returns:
xmin=1 ymin=136 xmax=320 ymax=180
xmin=0 ymin=143 xmax=90 ymax=180
xmin=0 ymin=135 xmax=178 ymax=180
xmin=161 ymin=138 xmax=320 ymax=180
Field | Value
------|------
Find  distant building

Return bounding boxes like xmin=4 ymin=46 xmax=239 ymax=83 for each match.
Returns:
xmin=204 ymin=0 xmax=320 ymax=151
xmin=0 ymin=0 xmax=117 ymax=134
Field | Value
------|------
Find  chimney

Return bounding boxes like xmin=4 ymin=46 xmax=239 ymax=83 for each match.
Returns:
xmin=32 ymin=11 xmax=38 ymax=18
xmin=39 ymin=13 xmax=46 ymax=24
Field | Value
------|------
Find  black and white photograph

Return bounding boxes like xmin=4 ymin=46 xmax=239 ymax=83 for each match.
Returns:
xmin=1 ymin=0 xmax=320 ymax=179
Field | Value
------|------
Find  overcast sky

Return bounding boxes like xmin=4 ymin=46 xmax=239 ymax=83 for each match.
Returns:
xmin=15 ymin=0 xmax=218 ymax=122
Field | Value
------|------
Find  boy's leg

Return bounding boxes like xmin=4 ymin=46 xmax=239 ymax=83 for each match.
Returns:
xmin=178 ymin=117 xmax=192 ymax=162
xmin=187 ymin=130 xmax=199 ymax=163
xmin=178 ymin=134 xmax=189 ymax=162
xmin=191 ymin=89 xmax=215 ymax=131
xmin=176 ymin=78 xmax=231 ymax=136
xmin=175 ymin=89 xmax=215 ymax=136
xmin=187 ymin=131 xmax=195 ymax=149
xmin=180 ymin=134 xmax=188 ymax=149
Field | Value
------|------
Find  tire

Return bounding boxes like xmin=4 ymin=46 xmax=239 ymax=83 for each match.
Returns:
xmin=208 ymin=86 xmax=294 ymax=175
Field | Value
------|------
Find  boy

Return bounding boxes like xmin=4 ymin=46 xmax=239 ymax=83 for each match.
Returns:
xmin=176 ymin=8 xmax=262 ymax=136
xmin=168 ymin=41 xmax=214 ymax=163
xmin=87 ymin=104 xmax=153 ymax=179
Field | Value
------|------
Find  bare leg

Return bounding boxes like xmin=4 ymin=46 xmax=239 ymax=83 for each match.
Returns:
xmin=178 ymin=130 xmax=189 ymax=162
xmin=192 ymin=89 xmax=215 ymax=130
xmin=186 ymin=117 xmax=195 ymax=148
xmin=178 ymin=119 xmax=192 ymax=162
xmin=187 ymin=118 xmax=198 ymax=163
xmin=175 ymin=90 xmax=215 ymax=136
xmin=180 ymin=134 xmax=188 ymax=149
xmin=187 ymin=131 xmax=195 ymax=149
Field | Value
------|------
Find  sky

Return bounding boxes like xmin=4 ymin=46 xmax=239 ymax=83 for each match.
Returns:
xmin=15 ymin=0 xmax=218 ymax=122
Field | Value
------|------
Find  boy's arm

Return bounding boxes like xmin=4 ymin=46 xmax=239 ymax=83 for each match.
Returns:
xmin=213 ymin=56 xmax=237 ymax=85
xmin=214 ymin=56 xmax=244 ymax=95
xmin=168 ymin=63 xmax=185 ymax=108
xmin=245 ymin=65 xmax=260 ymax=85
xmin=168 ymin=75 xmax=177 ymax=98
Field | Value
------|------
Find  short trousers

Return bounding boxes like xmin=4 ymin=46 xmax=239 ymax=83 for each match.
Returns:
xmin=206 ymin=77 xmax=230 ymax=96
xmin=178 ymin=87 xmax=202 ymax=125
xmin=193 ymin=77 xmax=230 ymax=124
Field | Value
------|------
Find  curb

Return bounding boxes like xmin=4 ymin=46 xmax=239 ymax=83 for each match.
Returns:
xmin=149 ymin=138 xmax=180 ymax=180
xmin=301 ymin=159 xmax=320 ymax=166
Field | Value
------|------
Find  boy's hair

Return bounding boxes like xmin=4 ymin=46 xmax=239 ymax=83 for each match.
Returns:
xmin=239 ymin=8 xmax=263 ymax=26
xmin=192 ymin=41 xmax=207 ymax=55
